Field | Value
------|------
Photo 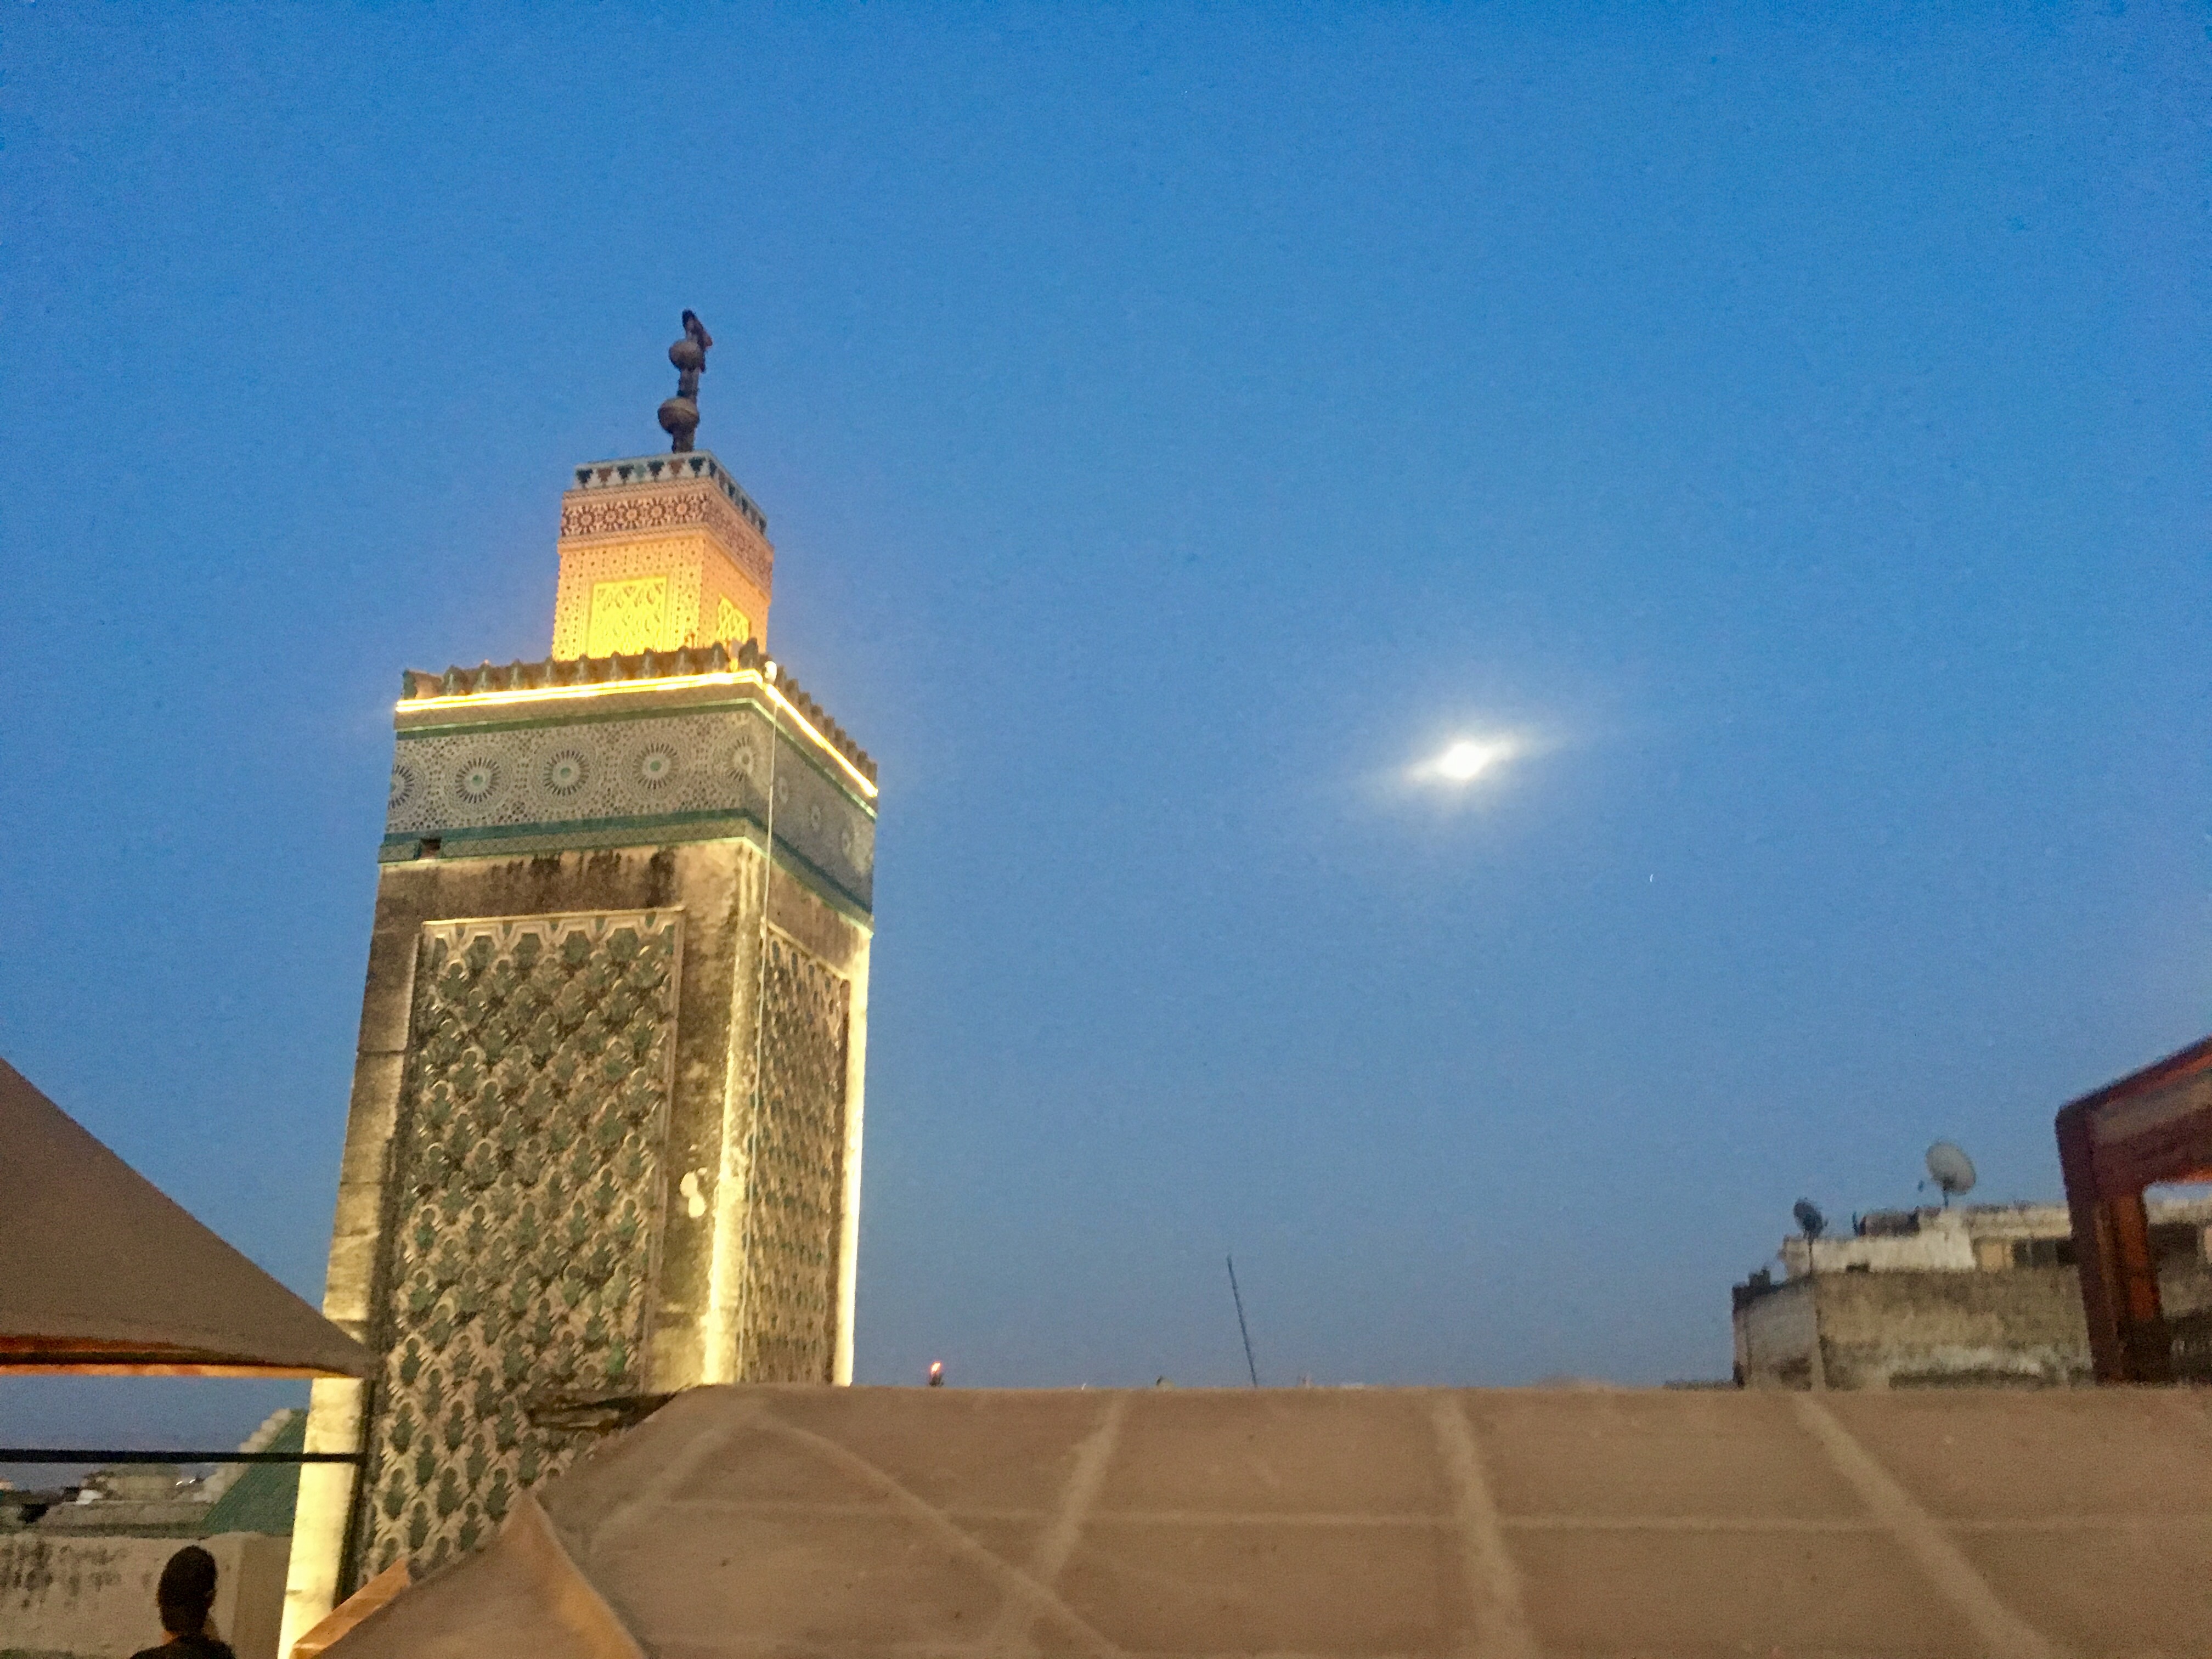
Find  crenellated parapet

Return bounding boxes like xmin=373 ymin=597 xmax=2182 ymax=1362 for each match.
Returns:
xmin=396 ymin=636 xmax=877 ymax=787
xmin=568 ymin=451 xmax=766 ymax=535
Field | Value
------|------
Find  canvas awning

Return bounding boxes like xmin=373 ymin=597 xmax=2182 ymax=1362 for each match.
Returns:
xmin=0 ymin=1056 xmax=370 ymax=1377
xmin=317 ymin=1380 xmax=2212 ymax=1658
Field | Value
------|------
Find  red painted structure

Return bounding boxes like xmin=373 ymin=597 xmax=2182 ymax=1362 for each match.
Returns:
xmin=2056 ymin=1032 xmax=2212 ymax=1383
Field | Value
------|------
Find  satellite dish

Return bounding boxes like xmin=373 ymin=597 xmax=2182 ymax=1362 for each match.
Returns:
xmin=1792 ymin=1198 xmax=1826 ymax=1240
xmin=1926 ymin=1142 xmax=1977 ymax=1204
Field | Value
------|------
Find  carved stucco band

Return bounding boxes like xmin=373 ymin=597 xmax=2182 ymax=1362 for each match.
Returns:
xmin=559 ymin=484 xmax=772 ymax=594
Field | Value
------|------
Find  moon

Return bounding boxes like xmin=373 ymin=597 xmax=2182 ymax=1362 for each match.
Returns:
xmin=1419 ymin=737 xmax=1516 ymax=785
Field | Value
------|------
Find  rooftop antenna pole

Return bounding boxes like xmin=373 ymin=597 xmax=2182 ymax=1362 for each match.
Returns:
xmin=1226 ymin=1255 xmax=1260 ymax=1388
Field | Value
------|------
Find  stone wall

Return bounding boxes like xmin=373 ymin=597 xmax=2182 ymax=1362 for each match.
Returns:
xmin=1737 ymin=1269 xmax=2095 ymax=1389
xmin=1736 ymin=1276 xmax=1818 ymax=1387
xmin=0 ymin=1532 xmax=289 ymax=1659
xmin=333 ymin=842 xmax=867 ymax=1576
xmin=1813 ymin=1267 xmax=2094 ymax=1387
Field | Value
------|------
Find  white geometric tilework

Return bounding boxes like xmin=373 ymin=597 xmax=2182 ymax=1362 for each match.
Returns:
xmin=385 ymin=706 xmax=874 ymax=913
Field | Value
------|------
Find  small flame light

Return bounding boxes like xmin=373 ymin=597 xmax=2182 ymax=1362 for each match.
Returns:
xmin=927 ymin=1361 xmax=945 ymax=1387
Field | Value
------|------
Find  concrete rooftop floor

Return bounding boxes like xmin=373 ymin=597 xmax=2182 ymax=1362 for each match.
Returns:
xmin=325 ymin=1383 xmax=2212 ymax=1659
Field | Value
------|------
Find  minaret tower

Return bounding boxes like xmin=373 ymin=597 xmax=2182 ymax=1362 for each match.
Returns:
xmin=283 ymin=319 xmax=877 ymax=1647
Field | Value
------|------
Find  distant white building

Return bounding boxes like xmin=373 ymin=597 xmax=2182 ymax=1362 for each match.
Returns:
xmin=1734 ymin=1199 xmax=2212 ymax=1389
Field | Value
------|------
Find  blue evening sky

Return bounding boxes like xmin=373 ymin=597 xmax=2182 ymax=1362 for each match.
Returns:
xmin=3 ymin=3 xmax=2207 ymax=1451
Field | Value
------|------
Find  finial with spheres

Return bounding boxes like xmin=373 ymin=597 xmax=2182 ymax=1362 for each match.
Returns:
xmin=658 ymin=310 xmax=714 ymax=453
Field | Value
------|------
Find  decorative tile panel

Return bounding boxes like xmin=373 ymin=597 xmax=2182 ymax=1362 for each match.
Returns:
xmin=738 ymin=930 xmax=852 ymax=1384
xmin=768 ymin=751 xmax=876 ymax=910
xmin=397 ymin=642 xmax=875 ymax=785
xmin=357 ymin=911 xmax=682 ymax=1581
xmin=385 ymin=708 xmax=874 ymax=915
xmin=552 ymin=452 xmax=774 ymax=661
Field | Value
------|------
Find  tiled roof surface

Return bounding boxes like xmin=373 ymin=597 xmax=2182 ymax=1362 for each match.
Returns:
xmin=202 ymin=1410 xmax=305 ymax=1536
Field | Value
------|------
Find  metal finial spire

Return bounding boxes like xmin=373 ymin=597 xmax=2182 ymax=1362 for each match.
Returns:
xmin=658 ymin=310 xmax=714 ymax=453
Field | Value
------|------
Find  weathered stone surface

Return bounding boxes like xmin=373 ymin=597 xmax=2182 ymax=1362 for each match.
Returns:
xmin=306 ymin=836 xmax=870 ymax=1587
xmin=1740 ymin=1268 xmax=2096 ymax=1389
xmin=0 ymin=1532 xmax=289 ymax=1659
xmin=353 ymin=910 xmax=684 ymax=1580
xmin=292 ymin=811 xmax=870 ymax=1640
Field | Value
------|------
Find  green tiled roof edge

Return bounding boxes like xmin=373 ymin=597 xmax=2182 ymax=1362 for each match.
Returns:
xmin=201 ymin=1411 xmax=305 ymax=1536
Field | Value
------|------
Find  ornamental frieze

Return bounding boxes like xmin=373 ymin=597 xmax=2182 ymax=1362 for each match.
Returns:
xmin=558 ymin=486 xmax=773 ymax=593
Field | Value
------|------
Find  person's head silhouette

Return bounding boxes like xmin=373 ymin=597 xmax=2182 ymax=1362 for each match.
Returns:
xmin=153 ymin=1545 xmax=221 ymax=1647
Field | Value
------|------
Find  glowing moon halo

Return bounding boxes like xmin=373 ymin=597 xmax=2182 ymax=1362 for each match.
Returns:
xmin=1418 ymin=736 xmax=1516 ymax=785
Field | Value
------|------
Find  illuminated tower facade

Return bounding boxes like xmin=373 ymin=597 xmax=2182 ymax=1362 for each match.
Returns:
xmin=550 ymin=450 xmax=774 ymax=657
xmin=283 ymin=325 xmax=877 ymax=1645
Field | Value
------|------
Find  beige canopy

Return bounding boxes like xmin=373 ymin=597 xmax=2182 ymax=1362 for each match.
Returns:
xmin=0 ymin=1056 xmax=369 ymax=1377
xmin=319 ymin=1380 xmax=2212 ymax=1658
